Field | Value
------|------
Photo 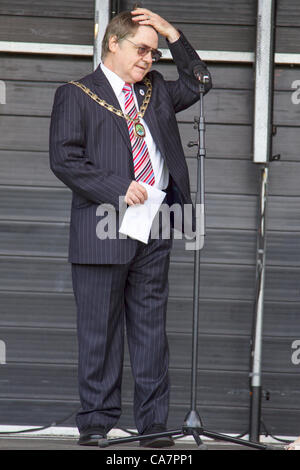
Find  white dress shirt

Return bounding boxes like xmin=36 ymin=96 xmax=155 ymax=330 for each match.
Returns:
xmin=101 ymin=63 xmax=169 ymax=190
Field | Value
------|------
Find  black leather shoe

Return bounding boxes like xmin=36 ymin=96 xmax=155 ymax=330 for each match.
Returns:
xmin=140 ymin=424 xmax=175 ymax=448
xmin=78 ymin=427 xmax=107 ymax=446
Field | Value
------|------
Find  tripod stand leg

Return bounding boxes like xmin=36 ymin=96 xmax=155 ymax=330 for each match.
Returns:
xmin=190 ymin=429 xmax=207 ymax=449
xmin=201 ymin=428 xmax=271 ymax=450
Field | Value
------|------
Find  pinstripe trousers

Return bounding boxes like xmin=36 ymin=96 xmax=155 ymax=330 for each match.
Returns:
xmin=72 ymin=234 xmax=173 ymax=434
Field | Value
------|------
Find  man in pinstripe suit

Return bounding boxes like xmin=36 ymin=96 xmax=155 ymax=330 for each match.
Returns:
xmin=49 ymin=7 xmax=211 ymax=447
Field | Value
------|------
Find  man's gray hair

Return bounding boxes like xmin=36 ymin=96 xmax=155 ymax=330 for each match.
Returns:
xmin=101 ymin=11 xmax=139 ymax=61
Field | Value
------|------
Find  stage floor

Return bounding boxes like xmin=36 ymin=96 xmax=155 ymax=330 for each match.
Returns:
xmin=0 ymin=436 xmax=284 ymax=451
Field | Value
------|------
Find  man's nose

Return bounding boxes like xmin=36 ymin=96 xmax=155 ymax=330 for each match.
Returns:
xmin=143 ymin=50 xmax=153 ymax=63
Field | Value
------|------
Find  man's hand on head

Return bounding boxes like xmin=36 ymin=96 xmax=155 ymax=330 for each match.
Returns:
xmin=131 ymin=8 xmax=180 ymax=43
xmin=124 ymin=181 xmax=148 ymax=206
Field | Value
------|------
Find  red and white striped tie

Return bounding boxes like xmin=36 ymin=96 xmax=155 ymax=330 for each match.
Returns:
xmin=122 ymin=83 xmax=155 ymax=186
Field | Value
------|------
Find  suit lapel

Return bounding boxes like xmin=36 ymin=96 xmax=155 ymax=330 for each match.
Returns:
xmin=134 ymin=81 xmax=147 ymax=110
xmin=92 ymin=66 xmax=131 ymax=151
xmin=134 ymin=81 xmax=167 ymax=159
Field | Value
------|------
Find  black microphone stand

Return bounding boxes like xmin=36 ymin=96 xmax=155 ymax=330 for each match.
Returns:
xmin=98 ymin=74 xmax=274 ymax=451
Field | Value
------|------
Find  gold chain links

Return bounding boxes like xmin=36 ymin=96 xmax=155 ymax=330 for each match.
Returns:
xmin=69 ymin=77 xmax=152 ymax=124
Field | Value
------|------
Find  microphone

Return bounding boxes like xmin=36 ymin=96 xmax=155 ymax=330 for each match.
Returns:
xmin=189 ymin=60 xmax=211 ymax=84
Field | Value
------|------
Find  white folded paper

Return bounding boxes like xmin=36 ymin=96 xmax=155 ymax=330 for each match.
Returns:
xmin=119 ymin=182 xmax=166 ymax=244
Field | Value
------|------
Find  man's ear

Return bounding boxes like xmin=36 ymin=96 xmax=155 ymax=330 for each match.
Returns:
xmin=108 ymin=35 xmax=119 ymax=53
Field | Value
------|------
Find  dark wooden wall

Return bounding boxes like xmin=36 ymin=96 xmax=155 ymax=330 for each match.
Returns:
xmin=0 ymin=0 xmax=300 ymax=436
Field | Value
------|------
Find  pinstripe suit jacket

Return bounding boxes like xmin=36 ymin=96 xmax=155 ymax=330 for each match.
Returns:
xmin=49 ymin=32 xmax=211 ymax=264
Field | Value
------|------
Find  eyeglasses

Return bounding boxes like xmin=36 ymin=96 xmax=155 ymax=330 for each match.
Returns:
xmin=123 ymin=38 xmax=162 ymax=63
